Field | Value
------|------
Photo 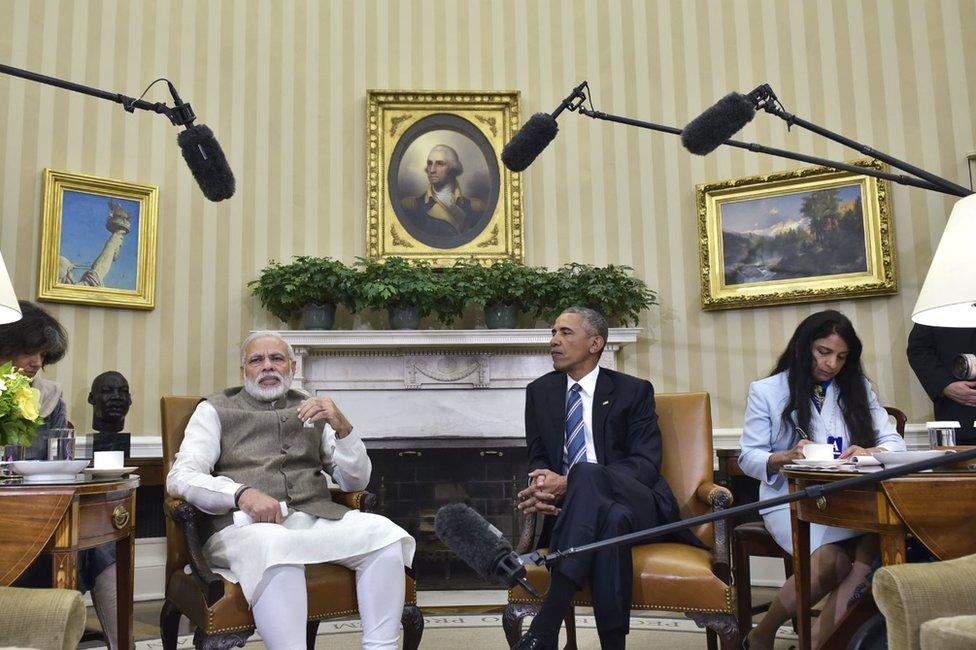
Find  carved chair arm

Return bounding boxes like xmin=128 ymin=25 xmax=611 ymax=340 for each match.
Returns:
xmin=695 ymin=481 xmax=733 ymax=584
xmin=696 ymin=481 xmax=733 ymax=508
xmin=164 ymin=497 xmax=225 ymax=606
xmin=514 ymin=509 xmax=538 ymax=554
xmin=329 ymin=489 xmax=378 ymax=512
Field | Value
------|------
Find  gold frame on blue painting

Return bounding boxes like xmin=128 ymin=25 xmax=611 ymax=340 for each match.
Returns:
xmin=37 ymin=168 xmax=158 ymax=310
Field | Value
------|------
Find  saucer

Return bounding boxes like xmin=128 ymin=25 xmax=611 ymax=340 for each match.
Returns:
xmin=83 ymin=466 xmax=138 ymax=478
xmin=873 ymin=450 xmax=951 ymax=467
xmin=793 ymin=458 xmax=850 ymax=468
xmin=11 ymin=459 xmax=90 ymax=482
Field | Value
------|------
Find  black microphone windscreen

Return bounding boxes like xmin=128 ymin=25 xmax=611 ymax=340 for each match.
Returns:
xmin=434 ymin=503 xmax=511 ymax=579
xmin=177 ymin=124 xmax=236 ymax=202
xmin=681 ymin=92 xmax=756 ymax=156
xmin=501 ymin=113 xmax=559 ymax=172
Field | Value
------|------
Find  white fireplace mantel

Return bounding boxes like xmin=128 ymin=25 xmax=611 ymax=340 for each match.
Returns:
xmin=274 ymin=328 xmax=640 ymax=439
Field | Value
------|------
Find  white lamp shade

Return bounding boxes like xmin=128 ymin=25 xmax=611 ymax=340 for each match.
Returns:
xmin=912 ymin=193 xmax=976 ymax=327
xmin=0 ymin=249 xmax=21 ymax=324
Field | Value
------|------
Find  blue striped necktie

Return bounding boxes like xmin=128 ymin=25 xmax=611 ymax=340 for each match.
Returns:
xmin=563 ymin=383 xmax=586 ymax=472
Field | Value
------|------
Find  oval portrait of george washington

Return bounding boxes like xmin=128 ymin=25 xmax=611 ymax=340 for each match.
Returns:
xmin=388 ymin=113 xmax=500 ymax=249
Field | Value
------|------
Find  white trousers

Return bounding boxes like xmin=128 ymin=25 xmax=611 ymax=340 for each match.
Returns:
xmin=251 ymin=541 xmax=406 ymax=650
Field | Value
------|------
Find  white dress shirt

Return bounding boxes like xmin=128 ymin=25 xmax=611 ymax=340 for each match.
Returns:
xmin=566 ymin=365 xmax=600 ymax=465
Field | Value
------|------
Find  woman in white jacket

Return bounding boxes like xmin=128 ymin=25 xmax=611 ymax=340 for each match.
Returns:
xmin=739 ymin=310 xmax=905 ymax=649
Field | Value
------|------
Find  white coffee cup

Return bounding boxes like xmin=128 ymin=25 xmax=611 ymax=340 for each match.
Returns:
xmin=802 ymin=443 xmax=834 ymax=461
xmin=93 ymin=450 xmax=125 ymax=469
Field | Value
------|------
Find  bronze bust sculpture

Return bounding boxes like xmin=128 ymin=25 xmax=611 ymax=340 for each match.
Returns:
xmin=88 ymin=371 xmax=132 ymax=433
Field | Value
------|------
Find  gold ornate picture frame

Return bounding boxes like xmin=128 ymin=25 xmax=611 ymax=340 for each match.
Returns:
xmin=367 ymin=90 xmax=523 ymax=265
xmin=697 ymin=158 xmax=896 ymax=310
xmin=38 ymin=168 xmax=158 ymax=309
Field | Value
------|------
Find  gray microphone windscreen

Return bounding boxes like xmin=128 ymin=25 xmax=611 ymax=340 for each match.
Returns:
xmin=501 ymin=113 xmax=559 ymax=172
xmin=681 ymin=92 xmax=756 ymax=156
xmin=434 ymin=503 xmax=511 ymax=578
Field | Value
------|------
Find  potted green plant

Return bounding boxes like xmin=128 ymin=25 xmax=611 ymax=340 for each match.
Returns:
xmin=248 ymin=257 xmax=354 ymax=329
xmin=453 ymin=259 xmax=547 ymax=328
xmin=543 ymin=263 xmax=657 ymax=326
xmin=353 ymin=257 xmax=449 ymax=329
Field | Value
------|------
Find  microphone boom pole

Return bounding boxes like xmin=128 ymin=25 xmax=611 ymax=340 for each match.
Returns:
xmin=751 ymin=88 xmax=972 ymax=198
xmin=530 ymin=445 xmax=976 ymax=567
xmin=1 ymin=62 xmax=235 ymax=201
xmin=573 ymin=103 xmax=954 ymax=195
xmin=1 ymin=62 xmax=179 ymax=122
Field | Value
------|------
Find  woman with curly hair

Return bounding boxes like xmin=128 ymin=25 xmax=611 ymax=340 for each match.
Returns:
xmin=739 ymin=310 xmax=906 ymax=648
xmin=0 ymin=300 xmax=120 ymax=649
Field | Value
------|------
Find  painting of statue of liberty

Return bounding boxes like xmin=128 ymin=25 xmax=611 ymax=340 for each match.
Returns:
xmin=58 ymin=191 xmax=140 ymax=290
xmin=720 ymin=184 xmax=867 ymax=286
xmin=38 ymin=169 xmax=158 ymax=310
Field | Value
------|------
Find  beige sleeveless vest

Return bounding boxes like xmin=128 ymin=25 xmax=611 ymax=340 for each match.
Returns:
xmin=202 ymin=387 xmax=349 ymax=538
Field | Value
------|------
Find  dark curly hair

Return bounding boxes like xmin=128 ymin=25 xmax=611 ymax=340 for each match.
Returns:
xmin=0 ymin=300 xmax=68 ymax=366
xmin=771 ymin=309 xmax=874 ymax=448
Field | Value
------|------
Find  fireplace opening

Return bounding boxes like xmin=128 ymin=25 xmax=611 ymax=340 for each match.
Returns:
xmin=365 ymin=439 xmax=528 ymax=590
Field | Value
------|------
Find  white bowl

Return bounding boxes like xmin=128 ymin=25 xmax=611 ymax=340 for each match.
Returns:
xmin=11 ymin=459 xmax=90 ymax=481
xmin=872 ymin=450 xmax=952 ymax=467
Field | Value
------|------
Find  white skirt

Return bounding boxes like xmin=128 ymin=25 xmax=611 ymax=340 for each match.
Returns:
xmin=203 ymin=510 xmax=415 ymax=602
xmin=763 ymin=506 xmax=861 ymax=555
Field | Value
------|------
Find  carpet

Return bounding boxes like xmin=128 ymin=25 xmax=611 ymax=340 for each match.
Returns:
xmin=131 ymin=613 xmax=799 ymax=649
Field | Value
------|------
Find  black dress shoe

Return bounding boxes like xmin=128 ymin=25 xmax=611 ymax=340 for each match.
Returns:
xmin=512 ymin=631 xmax=557 ymax=650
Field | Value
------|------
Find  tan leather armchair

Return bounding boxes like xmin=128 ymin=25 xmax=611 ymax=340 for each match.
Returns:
xmin=159 ymin=396 xmax=423 ymax=649
xmin=504 ymin=391 xmax=737 ymax=649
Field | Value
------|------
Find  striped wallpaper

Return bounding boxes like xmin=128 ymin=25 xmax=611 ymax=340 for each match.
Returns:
xmin=1 ymin=0 xmax=974 ymax=436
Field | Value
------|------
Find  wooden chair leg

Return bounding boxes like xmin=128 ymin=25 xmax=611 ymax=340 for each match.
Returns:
xmin=563 ymin=606 xmax=577 ymax=650
xmin=401 ymin=604 xmax=424 ymax=650
xmin=306 ymin=620 xmax=320 ymax=649
xmin=160 ymin=599 xmax=182 ymax=650
xmin=735 ymin=541 xmax=754 ymax=636
xmin=503 ymin=602 xmax=538 ymax=647
xmin=783 ymin=555 xmax=799 ymax=633
xmin=707 ymin=627 xmax=719 ymax=650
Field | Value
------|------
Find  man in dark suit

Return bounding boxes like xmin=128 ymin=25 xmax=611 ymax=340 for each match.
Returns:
xmin=514 ymin=307 xmax=695 ymax=650
xmin=907 ymin=323 xmax=976 ymax=444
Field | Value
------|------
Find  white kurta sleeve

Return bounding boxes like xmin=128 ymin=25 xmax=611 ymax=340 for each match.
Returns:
xmin=867 ymin=383 xmax=908 ymax=452
xmin=320 ymin=427 xmax=372 ymax=492
xmin=739 ymin=382 xmax=779 ymax=484
xmin=166 ymin=400 xmax=243 ymax=515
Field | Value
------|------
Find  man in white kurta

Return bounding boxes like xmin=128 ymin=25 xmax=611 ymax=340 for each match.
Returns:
xmin=167 ymin=332 xmax=415 ymax=650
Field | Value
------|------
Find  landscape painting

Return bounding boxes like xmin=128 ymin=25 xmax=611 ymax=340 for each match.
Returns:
xmin=720 ymin=184 xmax=866 ymax=286
xmin=697 ymin=160 xmax=897 ymax=310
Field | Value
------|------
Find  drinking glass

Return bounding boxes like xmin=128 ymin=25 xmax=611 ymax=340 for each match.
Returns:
xmin=926 ymin=422 xmax=958 ymax=449
xmin=46 ymin=428 xmax=76 ymax=461
xmin=0 ymin=444 xmax=26 ymax=477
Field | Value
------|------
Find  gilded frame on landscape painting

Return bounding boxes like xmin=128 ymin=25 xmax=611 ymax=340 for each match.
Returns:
xmin=37 ymin=168 xmax=159 ymax=310
xmin=697 ymin=159 xmax=896 ymax=310
xmin=366 ymin=90 xmax=523 ymax=265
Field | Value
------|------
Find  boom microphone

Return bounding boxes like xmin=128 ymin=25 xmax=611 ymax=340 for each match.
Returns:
xmin=177 ymin=125 xmax=236 ymax=202
xmin=166 ymin=81 xmax=236 ymax=202
xmin=434 ymin=503 xmax=541 ymax=597
xmin=681 ymin=84 xmax=777 ymax=156
xmin=501 ymin=81 xmax=588 ymax=172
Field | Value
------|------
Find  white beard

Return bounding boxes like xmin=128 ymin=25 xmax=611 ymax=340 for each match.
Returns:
xmin=243 ymin=370 xmax=292 ymax=402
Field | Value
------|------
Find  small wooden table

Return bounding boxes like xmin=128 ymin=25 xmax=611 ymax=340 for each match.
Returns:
xmin=784 ymin=467 xmax=976 ymax=650
xmin=0 ymin=475 xmax=140 ymax=649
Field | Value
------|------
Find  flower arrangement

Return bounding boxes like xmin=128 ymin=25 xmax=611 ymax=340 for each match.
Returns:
xmin=0 ymin=362 xmax=44 ymax=446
